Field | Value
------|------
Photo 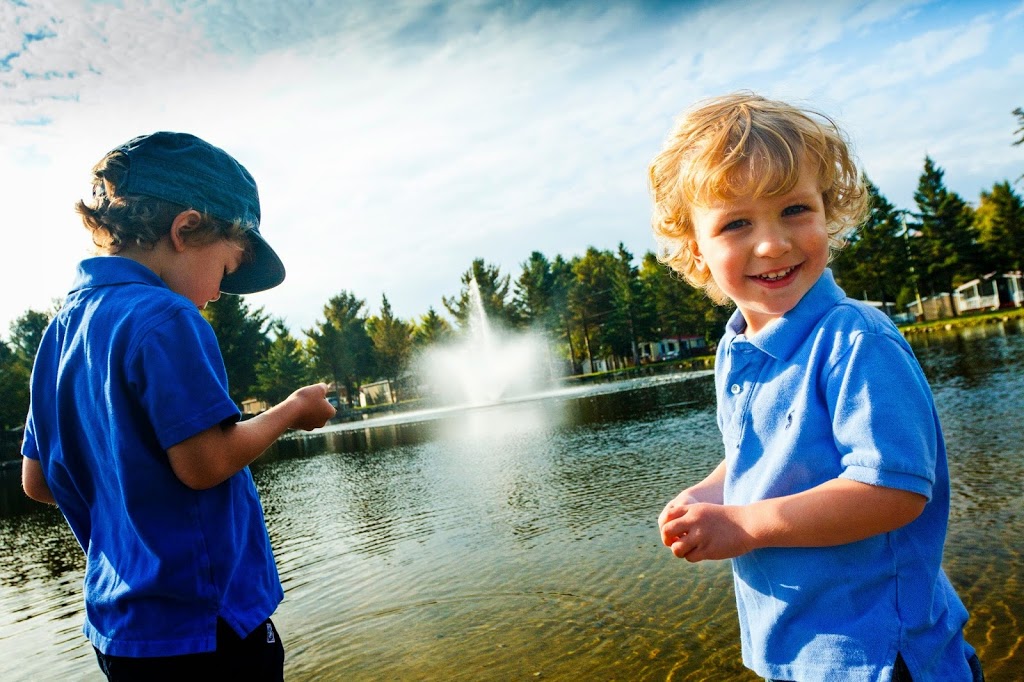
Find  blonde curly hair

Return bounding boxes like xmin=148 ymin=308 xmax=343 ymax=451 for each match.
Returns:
xmin=648 ymin=92 xmax=868 ymax=304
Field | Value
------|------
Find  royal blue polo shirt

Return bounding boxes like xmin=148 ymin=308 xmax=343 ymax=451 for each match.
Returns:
xmin=22 ymin=256 xmax=283 ymax=657
xmin=716 ymin=269 xmax=974 ymax=681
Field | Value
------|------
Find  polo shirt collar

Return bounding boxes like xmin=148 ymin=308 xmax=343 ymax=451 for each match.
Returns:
xmin=725 ymin=269 xmax=846 ymax=361
xmin=71 ymin=256 xmax=169 ymax=293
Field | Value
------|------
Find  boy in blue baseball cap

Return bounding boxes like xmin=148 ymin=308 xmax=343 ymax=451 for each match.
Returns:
xmin=21 ymin=131 xmax=336 ymax=680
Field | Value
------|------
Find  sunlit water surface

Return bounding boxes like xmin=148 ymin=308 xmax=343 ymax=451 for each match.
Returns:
xmin=2 ymin=322 xmax=1022 ymax=681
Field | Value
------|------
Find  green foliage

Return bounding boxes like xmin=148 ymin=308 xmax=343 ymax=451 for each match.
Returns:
xmin=366 ymin=294 xmax=414 ymax=386
xmin=567 ymin=247 xmax=624 ymax=366
xmin=413 ymin=307 xmax=452 ymax=347
xmin=254 ymin=320 xmax=314 ymax=405
xmin=1014 ymin=107 xmax=1024 ymax=147
xmin=305 ymin=291 xmax=374 ymax=406
xmin=513 ymin=252 xmax=578 ymax=366
xmin=638 ymin=252 xmax=729 ymax=345
xmin=974 ymin=181 xmax=1024 ymax=273
xmin=202 ymin=295 xmax=271 ymax=405
xmin=912 ymin=157 xmax=980 ymax=303
xmin=831 ymin=176 xmax=911 ymax=305
xmin=9 ymin=309 xmax=52 ymax=366
xmin=443 ymin=259 xmax=520 ymax=330
xmin=0 ymin=339 xmax=31 ymax=430
xmin=608 ymin=243 xmax=656 ymax=363
xmin=0 ymin=308 xmax=55 ymax=430
xmin=514 ymin=251 xmax=558 ymax=330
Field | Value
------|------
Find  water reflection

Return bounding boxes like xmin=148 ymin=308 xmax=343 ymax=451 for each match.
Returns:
xmin=908 ymin=318 xmax=1023 ymax=387
xmin=1 ymin=338 xmax=1022 ymax=680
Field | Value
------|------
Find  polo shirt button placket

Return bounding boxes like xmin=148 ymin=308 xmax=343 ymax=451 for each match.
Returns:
xmin=730 ymin=383 xmax=742 ymax=395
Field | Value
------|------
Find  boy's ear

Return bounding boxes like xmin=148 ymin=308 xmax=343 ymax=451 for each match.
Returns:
xmin=689 ymin=238 xmax=706 ymax=272
xmin=168 ymin=210 xmax=204 ymax=252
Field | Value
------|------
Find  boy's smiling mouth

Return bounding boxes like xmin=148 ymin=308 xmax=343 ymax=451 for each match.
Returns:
xmin=751 ymin=264 xmax=800 ymax=282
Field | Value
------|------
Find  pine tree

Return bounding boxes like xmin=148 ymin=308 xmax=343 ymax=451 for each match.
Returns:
xmin=412 ymin=307 xmax=452 ymax=347
xmin=254 ymin=320 xmax=314 ymax=405
xmin=366 ymin=294 xmax=414 ymax=398
xmin=548 ymin=255 xmax=578 ymax=371
xmin=0 ymin=339 xmax=30 ymax=430
xmin=608 ymin=243 xmax=656 ymax=365
xmin=568 ymin=248 xmax=619 ymax=370
xmin=442 ymin=259 xmax=519 ymax=330
xmin=514 ymin=251 xmax=557 ymax=331
xmin=638 ymin=252 xmax=730 ymax=348
xmin=202 ymin=295 xmax=270 ymax=405
xmin=831 ymin=176 xmax=910 ymax=308
xmin=975 ymin=181 xmax=1024 ymax=273
xmin=304 ymin=291 xmax=374 ymax=406
xmin=912 ymin=157 xmax=979 ymax=310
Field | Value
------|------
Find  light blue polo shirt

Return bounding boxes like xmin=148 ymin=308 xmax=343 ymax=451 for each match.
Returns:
xmin=22 ymin=256 xmax=283 ymax=657
xmin=716 ymin=269 xmax=974 ymax=681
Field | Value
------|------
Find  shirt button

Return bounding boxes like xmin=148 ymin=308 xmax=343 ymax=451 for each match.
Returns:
xmin=730 ymin=383 xmax=741 ymax=395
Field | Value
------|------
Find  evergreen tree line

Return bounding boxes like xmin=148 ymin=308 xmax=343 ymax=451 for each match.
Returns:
xmin=2 ymin=110 xmax=1022 ymax=428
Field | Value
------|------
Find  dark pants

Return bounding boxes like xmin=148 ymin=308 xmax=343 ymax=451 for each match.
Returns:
xmin=768 ymin=651 xmax=985 ymax=682
xmin=94 ymin=617 xmax=284 ymax=682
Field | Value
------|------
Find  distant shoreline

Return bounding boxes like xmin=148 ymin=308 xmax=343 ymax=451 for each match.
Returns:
xmin=898 ymin=307 xmax=1024 ymax=336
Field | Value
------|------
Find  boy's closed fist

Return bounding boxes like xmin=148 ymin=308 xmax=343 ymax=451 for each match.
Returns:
xmin=288 ymin=383 xmax=337 ymax=430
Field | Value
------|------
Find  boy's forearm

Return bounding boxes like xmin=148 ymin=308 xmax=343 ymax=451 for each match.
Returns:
xmin=167 ymin=387 xmax=331 ymax=490
xmin=741 ymin=478 xmax=927 ymax=549
xmin=222 ymin=400 xmax=304 ymax=466
xmin=686 ymin=460 xmax=727 ymax=504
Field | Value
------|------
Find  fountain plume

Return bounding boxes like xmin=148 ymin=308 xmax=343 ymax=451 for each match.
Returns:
xmin=418 ymin=278 xmax=556 ymax=406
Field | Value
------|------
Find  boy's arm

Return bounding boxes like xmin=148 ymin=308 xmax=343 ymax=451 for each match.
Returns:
xmin=167 ymin=383 xmax=336 ymax=490
xmin=661 ymin=478 xmax=926 ymax=562
xmin=22 ymin=457 xmax=56 ymax=504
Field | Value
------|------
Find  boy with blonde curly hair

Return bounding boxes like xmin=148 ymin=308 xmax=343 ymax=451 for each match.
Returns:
xmin=651 ymin=93 xmax=982 ymax=681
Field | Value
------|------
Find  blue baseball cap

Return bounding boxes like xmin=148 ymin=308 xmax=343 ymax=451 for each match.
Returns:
xmin=112 ymin=131 xmax=286 ymax=294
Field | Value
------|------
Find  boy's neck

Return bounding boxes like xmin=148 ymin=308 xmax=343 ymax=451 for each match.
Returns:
xmin=112 ymin=239 xmax=172 ymax=281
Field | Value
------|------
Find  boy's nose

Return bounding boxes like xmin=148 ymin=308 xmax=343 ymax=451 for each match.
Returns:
xmin=754 ymin=222 xmax=792 ymax=258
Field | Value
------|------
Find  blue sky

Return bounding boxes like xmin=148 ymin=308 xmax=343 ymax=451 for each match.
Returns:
xmin=2 ymin=0 xmax=1022 ymax=338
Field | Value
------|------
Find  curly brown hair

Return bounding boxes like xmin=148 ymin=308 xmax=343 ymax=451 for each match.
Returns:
xmin=648 ymin=92 xmax=868 ymax=304
xmin=76 ymin=151 xmax=252 ymax=254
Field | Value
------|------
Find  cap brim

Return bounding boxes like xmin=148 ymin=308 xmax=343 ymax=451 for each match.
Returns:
xmin=220 ymin=230 xmax=286 ymax=295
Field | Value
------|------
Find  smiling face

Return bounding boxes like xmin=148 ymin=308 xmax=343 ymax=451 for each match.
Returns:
xmin=689 ymin=158 xmax=829 ymax=336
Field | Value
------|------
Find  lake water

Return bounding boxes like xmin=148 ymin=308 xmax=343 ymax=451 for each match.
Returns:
xmin=1 ymin=321 xmax=1022 ymax=681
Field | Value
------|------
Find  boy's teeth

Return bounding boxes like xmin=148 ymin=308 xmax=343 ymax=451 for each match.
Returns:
xmin=757 ymin=266 xmax=795 ymax=281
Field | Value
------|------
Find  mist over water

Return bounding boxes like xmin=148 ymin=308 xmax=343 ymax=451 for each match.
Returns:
xmin=416 ymin=277 xmax=559 ymax=407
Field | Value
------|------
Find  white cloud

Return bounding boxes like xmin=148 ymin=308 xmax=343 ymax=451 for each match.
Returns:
xmin=1 ymin=0 xmax=1022 ymax=340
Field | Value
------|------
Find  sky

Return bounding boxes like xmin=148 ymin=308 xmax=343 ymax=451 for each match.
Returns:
xmin=2 ymin=0 xmax=1022 ymax=339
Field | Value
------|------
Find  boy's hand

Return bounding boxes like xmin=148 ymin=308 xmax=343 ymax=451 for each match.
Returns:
xmin=658 ymin=490 xmax=699 ymax=531
xmin=286 ymin=383 xmax=337 ymax=431
xmin=659 ymin=501 xmax=755 ymax=563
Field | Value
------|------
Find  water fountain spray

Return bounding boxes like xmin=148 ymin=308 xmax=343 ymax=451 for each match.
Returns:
xmin=418 ymin=278 xmax=555 ymax=407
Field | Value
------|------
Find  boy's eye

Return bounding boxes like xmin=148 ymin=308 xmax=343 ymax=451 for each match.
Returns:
xmin=721 ymin=219 xmax=749 ymax=232
xmin=782 ymin=204 xmax=809 ymax=216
